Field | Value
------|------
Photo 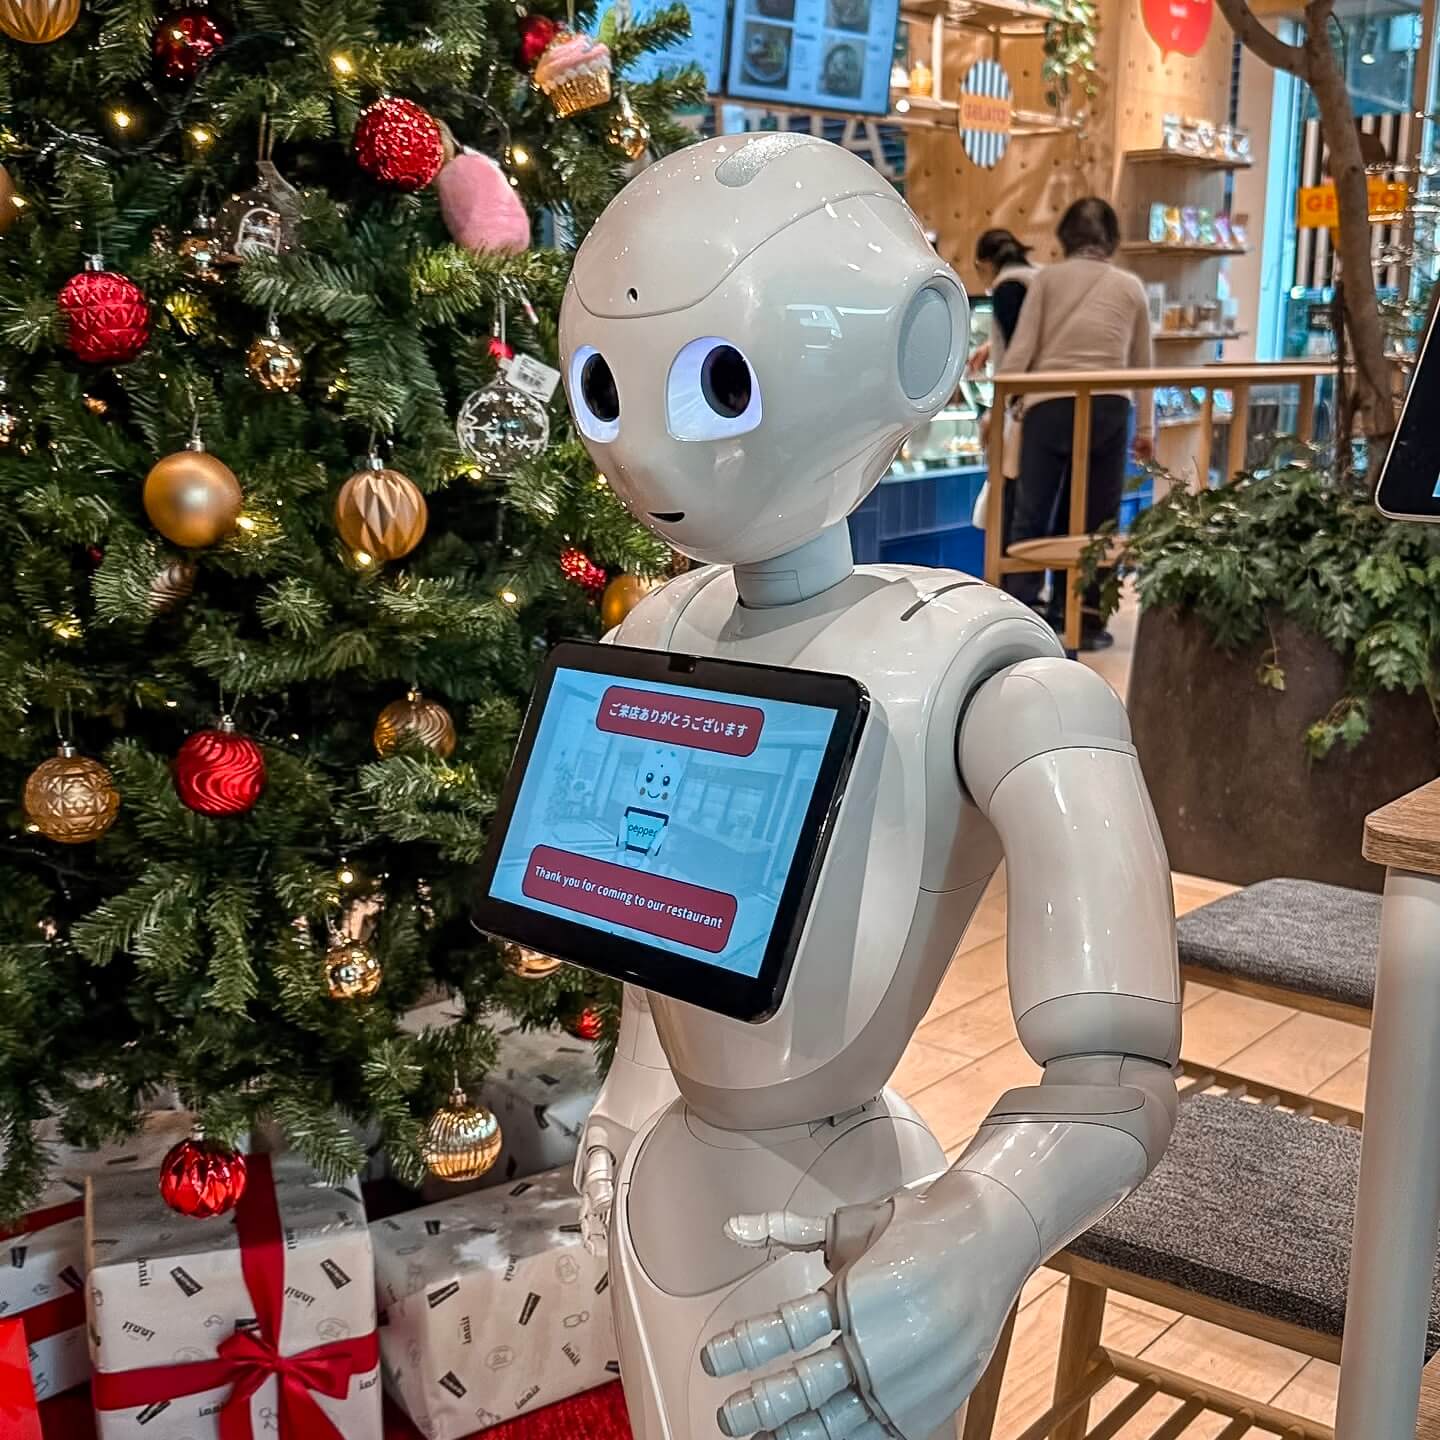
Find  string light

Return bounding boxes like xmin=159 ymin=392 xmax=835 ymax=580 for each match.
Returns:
xmin=338 ymin=863 xmax=356 ymax=885
xmin=190 ymin=126 xmax=214 ymax=148
xmin=331 ymin=52 xmax=355 ymax=75
xmin=235 ymin=515 xmax=257 ymax=531
xmin=165 ymin=699 xmax=178 ymax=708
xmin=354 ymin=550 xmax=374 ymax=567
xmin=511 ymin=145 xmax=531 ymax=166
xmin=110 ymin=108 xmax=133 ymax=131
xmin=500 ymin=588 xmax=518 ymax=605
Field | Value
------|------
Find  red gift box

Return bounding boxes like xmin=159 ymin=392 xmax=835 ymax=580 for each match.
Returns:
xmin=0 ymin=1317 xmax=43 ymax=1440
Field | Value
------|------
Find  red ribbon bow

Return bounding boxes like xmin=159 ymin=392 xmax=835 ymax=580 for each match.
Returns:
xmin=92 ymin=1155 xmax=378 ymax=1439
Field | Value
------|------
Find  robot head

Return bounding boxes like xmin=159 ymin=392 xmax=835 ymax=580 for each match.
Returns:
xmin=559 ymin=134 xmax=969 ymax=567
xmin=633 ymin=745 xmax=686 ymax=805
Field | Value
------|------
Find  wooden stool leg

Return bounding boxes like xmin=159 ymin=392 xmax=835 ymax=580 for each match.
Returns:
xmin=1052 ymin=1279 xmax=1108 ymax=1440
xmin=960 ymin=1301 xmax=1019 ymax=1440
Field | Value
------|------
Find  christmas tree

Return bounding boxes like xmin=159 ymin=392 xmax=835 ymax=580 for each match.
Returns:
xmin=0 ymin=0 xmax=701 ymax=1218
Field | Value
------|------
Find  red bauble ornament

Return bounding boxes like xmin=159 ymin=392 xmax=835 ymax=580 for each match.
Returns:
xmin=1141 ymin=0 xmax=1212 ymax=55
xmin=560 ymin=546 xmax=606 ymax=594
xmin=566 ymin=1006 xmax=604 ymax=1042
xmin=489 ymin=336 xmax=516 ymax=362
xmin=158 ymin=1137 xmax=248 ymax=1218
xmin=58 ymin=264 xmax=151 ymax=365
xmin=354 ymin=97 xmax=445 ymax=191
xmin=152 ymin=3 xmax=227 ymax=82
xmin=517 ymin=14 xmax=561 ymax=68
xmin=174 ymin=717 xmax=266 ymax=815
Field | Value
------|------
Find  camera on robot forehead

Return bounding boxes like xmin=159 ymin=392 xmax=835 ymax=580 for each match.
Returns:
xmin=558 ymin=132 xmax=971 ymax=570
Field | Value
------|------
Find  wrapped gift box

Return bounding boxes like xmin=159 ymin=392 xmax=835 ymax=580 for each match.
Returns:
xmin=86 ymin=1151 xmax=382 ymax=1439
xmin=472 ymin=1025 xmax=600 ymax=1191
xmin=0 ymin=1112 xmax=195 ymax=1401
xmin=373 ymin=1168 xmax=618 ymax=1439
xmin=0 ymin=1316 xmax=42 ymax=1440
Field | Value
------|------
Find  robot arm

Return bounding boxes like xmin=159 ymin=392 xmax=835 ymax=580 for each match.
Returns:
xmin=701 ymin=658 xmax=1180 ymax=1440
xmin=576 ymin=983 xmax=682 ymax=1256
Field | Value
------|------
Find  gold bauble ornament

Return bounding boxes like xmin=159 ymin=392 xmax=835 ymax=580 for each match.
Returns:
xmin=177 ymin=228 xmax=223 ymax=285
xmin=0 ymin=0 xmax=80 ymax=43
xmin=0 ymin=165 xmax=17 ymax=234
xmin=373 ymin=689 xmax=456 ymax=759
xmin=501 ymin=942 xmax=563 ymax=980
xmin=24 ymin=743 xmax=120 ymax=844
xmin=143 ymin=442 xmax=242 ymax=548
xmin=335 ymin=456 xmax=427 ymax=563
xmin=148 ymin=556 xmax=197 ymax=614
xmin=423 ymin=1087 xmax=502 ymax=1182
xmin=600 ymin=573 xmax=657 ymax=630
xmin=607 ymin=89 xmax=650 ymax=163
xmin=247 ymin=314 xmax=302 ymax=392
xmin=324 ymin=939 xmax=383 ymax=1000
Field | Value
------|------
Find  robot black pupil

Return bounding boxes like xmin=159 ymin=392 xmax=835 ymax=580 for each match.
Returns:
xmin=646 ymin=772 xmax=654 ymax=783
xmin=582 ymin=353 xmax=620 ymax=422
xmin=701 ymin=346 xmax=751 ymax=418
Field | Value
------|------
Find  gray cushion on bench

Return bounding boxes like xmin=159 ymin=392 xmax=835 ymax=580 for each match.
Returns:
xmin=1070 ymin=1093 xmax=1440 ymax=1359
xmin=1177 ymin=877 xmax=1380 ymax=1010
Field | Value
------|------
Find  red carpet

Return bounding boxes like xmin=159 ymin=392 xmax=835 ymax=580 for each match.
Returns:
xmin=41 ymin=1381 xmax=632 ymax=1438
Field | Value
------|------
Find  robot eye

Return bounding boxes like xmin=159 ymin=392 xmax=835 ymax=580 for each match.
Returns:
xmin=662 ymin=775 xmax=671 ymax=787
xmin=666 ymin=337 xmax=762 ymax=442
xmin=569 ymin=345 xmax=620 ymax=443
xmin=646 ymin=772 xmax=654 ymax=783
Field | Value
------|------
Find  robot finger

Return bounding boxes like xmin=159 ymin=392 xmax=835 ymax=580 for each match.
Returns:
xmin=726 ymin=1211 xmax=829 ymax=1252
xmin=701 ymin=1291 xmax=840 ymax=1379
xmin=767 ymin=1387 xmax=876 ymax=1440
xmin=716 ymin=1339 xmax=857 ymax=1434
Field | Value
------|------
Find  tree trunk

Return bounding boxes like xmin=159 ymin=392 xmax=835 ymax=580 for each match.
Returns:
xmin=1214 ymin=0 xmax=1396 ymax=463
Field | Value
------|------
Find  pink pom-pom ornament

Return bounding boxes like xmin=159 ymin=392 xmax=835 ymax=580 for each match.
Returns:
xmin=437 ymin=150 xmax=531 ymax=255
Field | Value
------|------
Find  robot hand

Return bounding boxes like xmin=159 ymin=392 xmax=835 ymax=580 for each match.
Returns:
xmin=579 ymin=1143 xmax=618 ymax=1258
xmin=701 ymin=1170 xmax=1038 ymax=1440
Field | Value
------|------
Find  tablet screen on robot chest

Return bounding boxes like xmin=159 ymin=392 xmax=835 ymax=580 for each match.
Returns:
xmin=473 ymin=641 xmax=868 ymax=1022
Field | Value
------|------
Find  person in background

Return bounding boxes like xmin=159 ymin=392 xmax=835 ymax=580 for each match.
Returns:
xmin=967 ymin=228 xmax=1038 ymax=530
xmin=997 ymin=197 xmax=1154 ymax=651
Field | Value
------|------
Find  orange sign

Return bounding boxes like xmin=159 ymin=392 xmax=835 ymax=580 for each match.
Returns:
xmin=1297 ymin=177 xmax=1410 ymax=228
xmin=957 ymin=91 xmax=1012 ymax=135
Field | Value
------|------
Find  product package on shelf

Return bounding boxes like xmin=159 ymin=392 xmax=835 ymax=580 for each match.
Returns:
xmin=0 ymin=1110 xmax=195 ymax=1401
xmin=471 ymin=1023 xmax=601 ymax=1191
xmin=373 ymin=1167 xmax=618 ymax=1439
xmin=86 ymin=1151 xmax=382 ymax=1439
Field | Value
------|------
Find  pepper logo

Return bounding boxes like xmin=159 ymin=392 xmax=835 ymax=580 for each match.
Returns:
xmin=320 ymin=1258 xmax=352 ymax=1289
xmin=427 ymin=1281 xmax=461 ymax=1309
xmin=439 ymin=1371 xmax=468 ymax=1398
xmin=170 ymin=1266 xmax=202 ymax=1297
xmin=518 ymin=1292 xmax=542 ymax=1326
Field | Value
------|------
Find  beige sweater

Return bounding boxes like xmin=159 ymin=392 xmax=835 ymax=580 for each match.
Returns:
xmin=997 ymin=257 xmax=1155 ymax=438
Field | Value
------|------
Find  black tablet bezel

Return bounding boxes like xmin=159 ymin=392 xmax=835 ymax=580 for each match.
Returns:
xmin=472 ymin=640 xmax=869 ymax=1023
xmin=1377 ymin=302 xmax=1440 ymax=522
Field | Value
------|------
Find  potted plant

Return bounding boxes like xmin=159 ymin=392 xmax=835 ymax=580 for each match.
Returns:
xmin=1086 ymin=446 xmax=1440 ymax=890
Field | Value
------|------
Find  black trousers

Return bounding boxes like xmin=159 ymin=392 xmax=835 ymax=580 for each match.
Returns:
xmin=1003 ymin=395 xmax=1131 ymax=622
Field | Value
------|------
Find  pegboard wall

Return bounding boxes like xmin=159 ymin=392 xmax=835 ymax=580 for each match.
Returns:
xmin=905 ymin=0 xmax=1237 ymax=293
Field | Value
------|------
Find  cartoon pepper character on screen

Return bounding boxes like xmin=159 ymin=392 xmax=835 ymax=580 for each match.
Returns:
xmin=618 ymin=744 xmax=688 ymax=864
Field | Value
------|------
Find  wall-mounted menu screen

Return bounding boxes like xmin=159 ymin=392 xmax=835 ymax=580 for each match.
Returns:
xmin=601 ymin=0 xmax=729 ymax=91
xmin=723 ymin=0 xmax=899 ymax=116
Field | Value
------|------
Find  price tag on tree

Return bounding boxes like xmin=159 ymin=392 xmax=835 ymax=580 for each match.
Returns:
xmin=507 ymin=353 xmax=562 ymax=404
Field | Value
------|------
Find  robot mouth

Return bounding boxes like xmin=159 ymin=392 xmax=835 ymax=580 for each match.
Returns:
xmin=649 ymin=511 xmax=685 ymax=523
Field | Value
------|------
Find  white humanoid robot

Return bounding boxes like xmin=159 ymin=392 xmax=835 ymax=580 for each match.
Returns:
xmin=554 ymin=132 xmax=1181 ymax=1440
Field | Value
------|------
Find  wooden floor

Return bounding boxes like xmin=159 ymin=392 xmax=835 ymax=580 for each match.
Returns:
xmin=892 ymin=590 xmax=1363 ymax=1437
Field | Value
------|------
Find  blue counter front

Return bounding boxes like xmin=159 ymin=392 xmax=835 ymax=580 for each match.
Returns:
xmin=848 ymin=463 xmax=987 ymax=574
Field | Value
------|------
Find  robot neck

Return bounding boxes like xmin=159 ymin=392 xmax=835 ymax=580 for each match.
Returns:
xmin=733 ymin=522 xmax=855 ymax=609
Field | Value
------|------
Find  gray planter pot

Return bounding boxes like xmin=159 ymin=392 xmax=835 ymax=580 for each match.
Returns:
xmin=1127 ymin=608 xmax=1439 ymax=893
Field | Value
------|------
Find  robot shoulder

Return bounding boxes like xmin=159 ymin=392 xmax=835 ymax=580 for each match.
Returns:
xmin=612 ymin=566 xmax=728 ymax=651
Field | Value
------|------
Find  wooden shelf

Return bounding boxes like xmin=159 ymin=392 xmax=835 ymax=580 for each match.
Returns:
xmin=1121 ymin=242 xmax=1249 ymax=257
xmin=1125 ymin=147 xmax=1254 ymax=171
xmin=902 ymin=0 xmax=1051 ymax=29
xmin=1154 ymin=330 xmax=1248 ymax=343
xmin=1158 ymin=414 xmax=1205 ymax=430
xmin=886 ymin=92 xmax=1079 ymax=136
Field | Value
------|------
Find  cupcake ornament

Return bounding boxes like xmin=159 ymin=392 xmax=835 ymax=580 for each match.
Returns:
xmin=534 ymin=29 xmax=612 ymax=117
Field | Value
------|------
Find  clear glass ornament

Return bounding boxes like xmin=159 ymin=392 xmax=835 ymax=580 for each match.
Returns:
xmin=456 ymin=376 xmax=550 ymax=477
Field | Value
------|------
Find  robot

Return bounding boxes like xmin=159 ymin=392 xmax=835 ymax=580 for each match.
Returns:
xmin=617 ymin=744 xmax=689 ymax=862
xmin=555 ymin=133 xmax=1182 ymax=1440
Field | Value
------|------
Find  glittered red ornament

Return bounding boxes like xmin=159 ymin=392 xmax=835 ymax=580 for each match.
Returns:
xmin=174 ymin=717 xmax=266 ymax=815
xmin=566 ymin=1006 xmax=604 ymax=1042
xmin=517 ymin=14 xmax=561 ymax=67
xmin=158 ymin=1137 xmax=248 ymax=1218
xmin=58 ymin=265 xmax=151 ymax=365
xmin=489 ymin=336 xmax=516 ymax=362
xmin=152 ymin=3 xmax=227 ymax=82
xmin=354 ymin=97 xmax=445 ymax=191
xmin=560 ymin=546 xmax=606 ymax=594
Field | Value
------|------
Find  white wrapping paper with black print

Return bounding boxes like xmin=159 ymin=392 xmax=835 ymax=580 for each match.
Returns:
xmin=372 ymin=1168 xmax=619 ymax=1438
xmin=0 ymin=1111 xmax=196 ymax=1401
xmin=84 ymin=1150 xmax=382 ymax=1439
